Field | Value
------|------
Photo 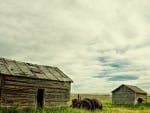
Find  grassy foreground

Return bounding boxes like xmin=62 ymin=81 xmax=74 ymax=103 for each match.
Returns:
xmin=0 ymin=104 xmax=150 ymax=113
xmin=0 ymin=94 xmax=150 ymax=113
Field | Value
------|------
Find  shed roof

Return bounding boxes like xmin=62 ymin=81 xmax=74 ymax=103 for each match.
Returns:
xmin=112 ymin=84 xmax=147 ymax=94
xmin=0 ymin=57 xmax=73 ymax=82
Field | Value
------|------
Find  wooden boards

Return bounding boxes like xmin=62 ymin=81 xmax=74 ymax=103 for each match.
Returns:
xmin=0 ymin=75 xmax=71 ymax=108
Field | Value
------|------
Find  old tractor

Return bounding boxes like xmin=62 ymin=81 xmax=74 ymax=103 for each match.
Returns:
xmin=71 ymin=94 xmax=102 ymax=110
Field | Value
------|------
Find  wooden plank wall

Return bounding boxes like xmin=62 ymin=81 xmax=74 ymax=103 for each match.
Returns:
xmin=112 ymin=86 xmax=135 ymax=105
xmin=45 ymin=86 xmax=70 ymax=107
xmin=1 ymin=76 xmax=36 ymax=108
xmin=0 ymin=75 xmax=71 ymax=108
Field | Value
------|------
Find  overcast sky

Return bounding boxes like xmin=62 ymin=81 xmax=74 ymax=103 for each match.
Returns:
xmin=0 ymin=0 xmax=150 ymax=93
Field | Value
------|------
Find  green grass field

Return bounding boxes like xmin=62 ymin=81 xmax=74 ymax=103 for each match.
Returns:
xmin=69 ymin=94 xmax=150 ymax=113
xmin=0 ymin=94 xmax=150 ymax=113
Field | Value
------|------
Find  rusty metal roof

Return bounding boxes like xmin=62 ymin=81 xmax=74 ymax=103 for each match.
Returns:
xmin=112 ymin=84 xmax=147 ymax=94
xmin=0 ymin=57 xmax=73 ymax=82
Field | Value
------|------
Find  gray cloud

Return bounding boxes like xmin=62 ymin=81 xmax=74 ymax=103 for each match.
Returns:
xmin=137 ymin=82 xmax=150 ymax=89
xmin=0 ymin=0 xmax=150 ymax=93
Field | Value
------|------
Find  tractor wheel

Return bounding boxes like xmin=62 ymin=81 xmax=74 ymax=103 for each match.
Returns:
xmin=83 ymin=98 xmax=95 ymax=110
xmin=91 ymin=99 xmax=103 ymax=110
xmin=79 ymin=99 xmax=93 ymax=110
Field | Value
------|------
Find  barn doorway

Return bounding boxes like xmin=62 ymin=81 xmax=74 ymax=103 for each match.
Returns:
xmin=137 ymin=98 xmax=143 ymax=104
xmin=37 ymin=89 xmax=44 ymax=108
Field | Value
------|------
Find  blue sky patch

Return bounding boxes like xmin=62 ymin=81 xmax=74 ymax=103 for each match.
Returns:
xmin=107 ymin=75 xmax=139 ymax=81
xmin=98 ymin=56 xmax=130 ymax=70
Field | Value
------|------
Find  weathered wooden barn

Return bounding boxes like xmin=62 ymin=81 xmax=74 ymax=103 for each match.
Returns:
xmin=112 ymin=84 xmax=147 ymax=105
xmin=0 ymin=57 xmax=73 ymax=108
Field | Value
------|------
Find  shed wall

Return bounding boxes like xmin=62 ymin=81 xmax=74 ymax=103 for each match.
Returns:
xmin=0 ymin=75 xmax=71 ymax=108
xmin=135 ymin=93 xmax=147 ymax=104
xmin=112 ymin=86 xmax=135 ymax=105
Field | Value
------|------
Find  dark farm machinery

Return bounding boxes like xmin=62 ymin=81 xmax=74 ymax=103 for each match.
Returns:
xmin=71 ymin=94 xmax=102 ymax=110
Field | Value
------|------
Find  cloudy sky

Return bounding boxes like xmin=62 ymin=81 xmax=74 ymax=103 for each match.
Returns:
xmin=0 ymin=0 xmax=150 ymax=93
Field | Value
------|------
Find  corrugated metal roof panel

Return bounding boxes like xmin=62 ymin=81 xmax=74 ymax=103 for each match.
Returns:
xmin=47 ymin=67 xmax=63 ymax=81
xmin=0 ymin=58 xmax=10 ymax=75
xmin=16 ymin=62 xmax=35 ymax=77
xmin=39 ymin=66 xmax=57 ymax=80
xmin=5 ymin=59 xmax=23 ymax=76
xmin=55 ymin=67 xmax=73 ymax=82
xmin=0 ymin=57 xmax=72 ymax=82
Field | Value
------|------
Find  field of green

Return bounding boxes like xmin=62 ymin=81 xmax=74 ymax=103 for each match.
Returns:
xmin=69 ymin=94 xmax=150 ymax=113
xmin=0 ymin=94 xmax=150 ymax=113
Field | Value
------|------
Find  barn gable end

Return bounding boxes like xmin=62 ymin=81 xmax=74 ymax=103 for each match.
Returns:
xmin=0 ymin=57 xmax=73 ymax=108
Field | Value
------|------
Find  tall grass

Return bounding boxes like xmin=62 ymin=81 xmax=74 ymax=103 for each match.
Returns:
xmin=1 ymin=106 xmax=150 ymax=113
xmin=0 ymin=94 xmax=150 ymax=113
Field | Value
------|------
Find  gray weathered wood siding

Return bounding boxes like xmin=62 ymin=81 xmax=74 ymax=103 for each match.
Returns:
xmin=0 ymin=75 xmax=71 ymax=108
xmin=112 ymin=86 xmax=135 ymax=105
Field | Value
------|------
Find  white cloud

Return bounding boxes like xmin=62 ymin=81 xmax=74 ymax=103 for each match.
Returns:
xmin=0 ymin=0 xmax=150 ymax=93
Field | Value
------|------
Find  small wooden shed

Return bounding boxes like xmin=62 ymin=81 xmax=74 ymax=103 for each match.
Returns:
xmin=112 ymin=84 xmax=147 ymax=105
xmin=0 ymin=57 xmax=73 ymax=108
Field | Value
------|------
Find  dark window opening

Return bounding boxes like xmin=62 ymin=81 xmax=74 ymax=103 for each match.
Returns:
xmin=137 ymin=98 xmax=143 ymax=104
xmin=37 ymin=89 xmax=44 ymax=108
